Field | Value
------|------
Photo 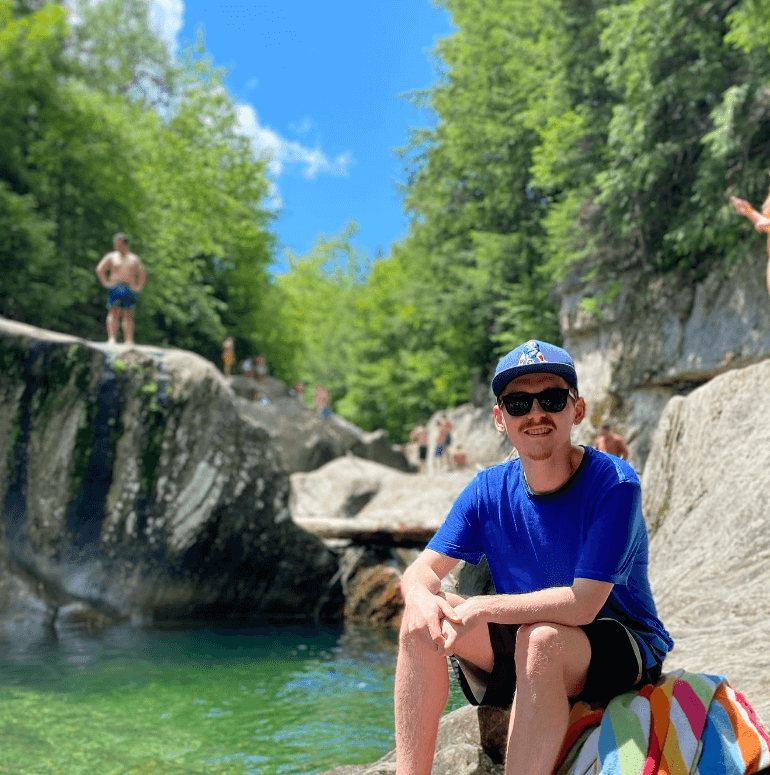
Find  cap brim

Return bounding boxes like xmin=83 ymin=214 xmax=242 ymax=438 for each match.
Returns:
xmin=492 ymin=363 xmax=578 ymax=397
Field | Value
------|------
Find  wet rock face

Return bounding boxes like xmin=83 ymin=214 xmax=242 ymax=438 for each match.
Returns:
xmin=0 ymin=319 xmax=342 ymax=627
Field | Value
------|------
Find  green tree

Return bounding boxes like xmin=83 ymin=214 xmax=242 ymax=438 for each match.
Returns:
xmin=276 ymin=224 xmax=368 ymax=404
xmin=0 ymin=0 xmax=68 ymax=323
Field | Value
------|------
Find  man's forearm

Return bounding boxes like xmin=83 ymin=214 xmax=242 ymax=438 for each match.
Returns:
xmin=454 ymin=579 xmax=612 ymax=629
xmin=401 ymin=562 xmax=443 ymax=601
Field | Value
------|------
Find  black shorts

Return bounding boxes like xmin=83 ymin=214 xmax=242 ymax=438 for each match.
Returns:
xmin=450 ymin=618 xmax=661 ymax=708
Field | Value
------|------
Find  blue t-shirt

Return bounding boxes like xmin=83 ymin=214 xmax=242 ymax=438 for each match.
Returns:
xmin=427 ymin=447 xmax=673 ymax=670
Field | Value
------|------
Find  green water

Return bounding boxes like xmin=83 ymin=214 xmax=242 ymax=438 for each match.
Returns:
xmin=0 ymin=621 xmax=431 ymax=775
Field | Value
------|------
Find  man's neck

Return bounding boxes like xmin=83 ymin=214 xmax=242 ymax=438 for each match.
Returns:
xmin=521 ymin=444 xmax=583 ymax=494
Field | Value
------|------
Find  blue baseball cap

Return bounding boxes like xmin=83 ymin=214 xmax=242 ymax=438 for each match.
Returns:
xmin=491 ymin=340 xmax=578 ymax=398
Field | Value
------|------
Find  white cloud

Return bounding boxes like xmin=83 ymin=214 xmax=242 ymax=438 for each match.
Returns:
xmin=235 ymin=104 xmax=354 ymax=181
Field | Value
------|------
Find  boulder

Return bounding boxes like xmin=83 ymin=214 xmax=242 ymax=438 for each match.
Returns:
xmin=234 ymin=394 xmax=411 ymax=474
xmin=319 ymin=704 xmax=506 ymax=775
xmin=0 ymin=317 xmax=343 ymax=634
xmin=642 ymin=358 xmax=770 ymax=724
xmin=290 ymin=457 xmax=476 ymax=628
xmin=290 ymin=456 xmax=476 ymax=538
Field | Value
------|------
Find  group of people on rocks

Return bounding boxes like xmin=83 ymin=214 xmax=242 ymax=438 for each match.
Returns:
xmin=225 ymin=350 xmax=269 ymax=382
xmin=409 ymin=415 xmax=456 ymax=473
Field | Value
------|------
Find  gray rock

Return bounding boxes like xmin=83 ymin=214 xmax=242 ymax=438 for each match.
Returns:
xmin=642 ymin=358 xmax=770 ymax=725
xmin=318 ymin=704 xmax=506 ymax=775
xmin=0 ymin=317 xmax=342 ymax=629
xmin=290 ymin=457 xmax=476 ymax=532
xmin=235 ymin=395 xmax=411 ymax=474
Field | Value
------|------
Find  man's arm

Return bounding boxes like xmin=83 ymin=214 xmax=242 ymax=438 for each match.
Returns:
xmin=440 ymin=577 xmax=612 ymax=654
xmin=130 ymin=257 xmax=146 ymax=292
xmin=731 ymin=196 xmax=770 ymax=232
xmin=400 ymin=549 xmax=461 ymax=649
xmin=95 ymin=254 xmax=112 ymax=287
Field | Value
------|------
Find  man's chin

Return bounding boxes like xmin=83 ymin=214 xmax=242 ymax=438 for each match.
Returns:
xmin=518 ymin=447 xmax=553 ymax=462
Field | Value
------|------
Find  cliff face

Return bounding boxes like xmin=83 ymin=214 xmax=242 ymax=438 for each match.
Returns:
xmin=0 ymin=318 xmax=342 ymax=635
xmin=559 ymin=246 xmax=770 ymax=470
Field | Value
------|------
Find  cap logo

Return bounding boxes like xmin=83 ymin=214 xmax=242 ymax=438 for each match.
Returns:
xmin=518 ymin=340 xmax=546 ymax=366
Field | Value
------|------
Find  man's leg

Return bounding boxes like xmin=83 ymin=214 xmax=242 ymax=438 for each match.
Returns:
xmin=504 ymin=622 xmax=591 ymax=775
xmin=394 ymin=593 xmax=494 ymax=775
xmin=122 ymin=309 xmax=135 ymax=345
xmin=106 ymin=307 xmax=119 ymax=343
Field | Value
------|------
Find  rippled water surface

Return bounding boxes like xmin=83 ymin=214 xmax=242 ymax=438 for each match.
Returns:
xmin=0 ymin=621 xmax=423 ymax=775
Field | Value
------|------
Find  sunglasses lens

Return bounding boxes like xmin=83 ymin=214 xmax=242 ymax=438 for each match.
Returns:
xmin=538 ymin=388 xmax=569 ymax=412
xmin=502 ymin=395 xmax=532 ymax=416
xmin=502 ymin=388 xmax=571 ymax=416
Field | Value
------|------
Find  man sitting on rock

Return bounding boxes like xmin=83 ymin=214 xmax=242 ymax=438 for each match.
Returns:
xmin=394 ymin=339 xmax=673 ymax=775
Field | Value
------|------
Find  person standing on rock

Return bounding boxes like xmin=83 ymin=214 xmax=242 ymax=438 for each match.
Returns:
xmin=409 ymin=420 xmax=429 ymax=473
xmin=314 ymin=383 xmax=331 ymax=421
xmin=394 ymin=339 xmax=673 ymax=775
xmin=434 ymin=414 xmax=453 ymax=472
xmin=222 ymin=336 xmax=235 ymax=377
xmin=95 ymin=233 xmax=146 ymax=345
xmin=595 ymin=423 xmax=629 ymax=460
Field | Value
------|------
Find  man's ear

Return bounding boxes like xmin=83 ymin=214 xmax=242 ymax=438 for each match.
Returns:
xmin=493 ymin=404 xmax=507 ymax=434
xmin=573 ymin=396 xmax=586 ymax=426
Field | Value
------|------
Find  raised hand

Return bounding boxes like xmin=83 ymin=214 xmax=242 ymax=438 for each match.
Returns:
xmin=731 ymin=196 xmax=753 ymax=217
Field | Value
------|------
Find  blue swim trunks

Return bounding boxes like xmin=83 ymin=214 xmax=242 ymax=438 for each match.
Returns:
xmin=107 ymin=284 xmax=138 ymax=310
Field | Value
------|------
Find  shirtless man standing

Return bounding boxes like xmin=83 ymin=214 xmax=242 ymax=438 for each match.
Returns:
xmin=595 ymin=424 xmax=629 ymax=460
xmin=95 ymin=233 xmax=146 ymax=345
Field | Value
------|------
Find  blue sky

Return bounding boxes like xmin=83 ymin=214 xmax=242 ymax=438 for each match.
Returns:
xmin=142 ymin=0 xmax=455 ymax=273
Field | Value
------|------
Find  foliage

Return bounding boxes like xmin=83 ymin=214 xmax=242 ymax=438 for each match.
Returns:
xmin=276 ymin=224 xmax=368 ymax=402
xmin=0 ymin=0 xmax=276 ymax=365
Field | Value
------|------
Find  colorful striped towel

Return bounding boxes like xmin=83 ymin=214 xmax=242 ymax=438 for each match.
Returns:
xmin=555 ymin=670 xmax=770 ymax=775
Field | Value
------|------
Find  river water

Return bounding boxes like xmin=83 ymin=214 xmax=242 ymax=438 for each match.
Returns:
xmin=0 ymin=620 xmax=465 ymax=775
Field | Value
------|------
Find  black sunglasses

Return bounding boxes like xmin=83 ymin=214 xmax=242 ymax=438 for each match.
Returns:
xmin=499 ymin=387 xmax=576 ymax=417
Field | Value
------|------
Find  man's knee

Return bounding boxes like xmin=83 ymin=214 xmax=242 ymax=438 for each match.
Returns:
xmin=515 ymin=623 xmax=590 ymax=693
xmin=515 ymin=623 xmax=572 ymax=673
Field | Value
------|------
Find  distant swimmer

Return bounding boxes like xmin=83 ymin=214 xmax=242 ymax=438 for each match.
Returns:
xmin=95 ymin=232 xmax=146 ymax=345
